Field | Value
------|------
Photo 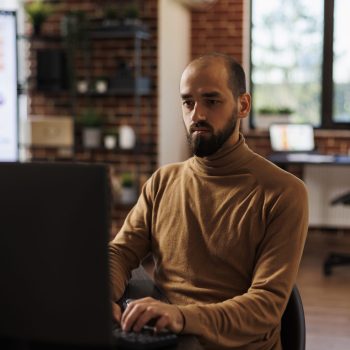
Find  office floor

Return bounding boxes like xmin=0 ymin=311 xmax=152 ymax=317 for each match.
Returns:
xmin=297 ymin=229 xmax=350 ymax=350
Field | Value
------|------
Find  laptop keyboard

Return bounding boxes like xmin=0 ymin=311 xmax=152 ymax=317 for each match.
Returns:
xmin=112 ymin=326 xmax=178 ymax=349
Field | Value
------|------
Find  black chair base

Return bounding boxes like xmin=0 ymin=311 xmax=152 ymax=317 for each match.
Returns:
xmin=323 ymin=252 xmax=350 ymax=276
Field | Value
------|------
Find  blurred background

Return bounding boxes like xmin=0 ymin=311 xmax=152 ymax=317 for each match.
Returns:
xmin=0 ymin=1 xmax=350 ymax=349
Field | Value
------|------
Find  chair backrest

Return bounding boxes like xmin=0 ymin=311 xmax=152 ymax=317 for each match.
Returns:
xmin=281 ymin=286 xmax=306 ymax=350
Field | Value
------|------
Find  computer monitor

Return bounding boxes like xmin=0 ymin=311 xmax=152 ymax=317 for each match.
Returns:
xmin=0 ymin=162 xmax=113 ymax=349
xmin=0 ymin=10 xmax=18 ymax=161
xmin=269 ymin=123 xmax=315 ymax=152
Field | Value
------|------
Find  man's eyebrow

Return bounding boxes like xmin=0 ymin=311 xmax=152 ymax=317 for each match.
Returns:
xmin=181 ymin=92 xmax=222 ymax=99
xmin=201 ymin=92 xmax=222 ymax=98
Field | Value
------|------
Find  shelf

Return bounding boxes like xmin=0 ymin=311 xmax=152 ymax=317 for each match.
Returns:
xmin=18 ymin=23 xmax=150 ymax=42
xmin=88 ymin=24 xmax=150 ymax=40
xmin=17 ymin=34 xmax=62 ymax=42
xmin=77 ymin=86 xmax=151 ymax=96
xmin=73 ymin=144 xmax=157 ymax=156
xmin=77 ymin=75 xmax=152 ymax=96
xmin=77 ymin=90 xmax=150 ymax=96
xmin=22 ymin=16 xmax=155 ymax=180
xmin=23 ymin=143 xmax=157 ymax=159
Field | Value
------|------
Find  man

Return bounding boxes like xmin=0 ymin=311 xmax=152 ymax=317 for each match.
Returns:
xmin=109 ymin=53 xmax=308 ymax=350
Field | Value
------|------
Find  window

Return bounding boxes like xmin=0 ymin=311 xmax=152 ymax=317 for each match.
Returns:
xmin=250 ymin=0 xmax=350 ymax=129
xmin=333 ymin=0 xmax=350 ymax=123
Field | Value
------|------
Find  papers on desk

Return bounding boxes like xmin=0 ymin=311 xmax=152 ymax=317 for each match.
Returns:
xmin=286 ymin=153 xmax=336 ymax=163
xmin=334 ymin=155 xmax=350 ymax=164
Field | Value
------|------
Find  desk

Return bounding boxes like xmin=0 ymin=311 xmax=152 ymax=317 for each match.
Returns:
xmin=0 ymin=337 xmax=203 ymax=350
xmin=268 ymin=153 xmax=350 ymax=165
xmin=268 ymin=154 xmax=350 ymax=228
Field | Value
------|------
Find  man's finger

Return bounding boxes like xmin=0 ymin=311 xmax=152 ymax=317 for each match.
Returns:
xmin=155 ymin=313 xmax=171 ymax=332
xmin=122 ymin=303 xmax=147 ymax=332
xmin=132 ymin=306 xmax=160 ymax=332
xmin=121 ymin=299 xmax=155 ymax=327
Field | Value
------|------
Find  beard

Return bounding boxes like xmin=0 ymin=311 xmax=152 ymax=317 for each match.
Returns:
xmin=186 ymin=112 xmax=237 ymax=157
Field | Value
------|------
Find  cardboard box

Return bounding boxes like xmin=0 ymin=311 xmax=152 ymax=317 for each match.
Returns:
xmin=23 ymin=117 xmax=74 ymax=147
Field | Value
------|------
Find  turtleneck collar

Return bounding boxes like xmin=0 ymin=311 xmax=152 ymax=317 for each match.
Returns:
xmin=188 ymin=133 xmax=255 ymax=176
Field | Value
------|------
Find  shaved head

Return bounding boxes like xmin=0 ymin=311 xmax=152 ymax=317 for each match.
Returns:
xmin=184 ymin=53 xmax=247 ymax=98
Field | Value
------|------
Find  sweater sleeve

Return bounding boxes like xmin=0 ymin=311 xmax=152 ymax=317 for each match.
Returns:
xmin=177 ymin=181 xmax=309 ymax=348
xmin=109 ymin=177 xmax=154 ymax=302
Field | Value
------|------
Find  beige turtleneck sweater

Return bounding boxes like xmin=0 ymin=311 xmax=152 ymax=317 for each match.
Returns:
xmin=109 ymin=135 xmax=309 ymax=350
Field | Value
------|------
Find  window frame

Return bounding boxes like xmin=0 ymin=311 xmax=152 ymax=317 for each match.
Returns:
xmin=249 ymin=0 xmax=350 ymax=130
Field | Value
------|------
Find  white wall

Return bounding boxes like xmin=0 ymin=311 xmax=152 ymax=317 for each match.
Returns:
xmin=158 ymin=0 xmax=191 ymax=166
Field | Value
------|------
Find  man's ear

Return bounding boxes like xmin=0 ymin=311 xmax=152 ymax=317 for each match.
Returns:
xmin=237 ymin=93 xmax=251 ymax=119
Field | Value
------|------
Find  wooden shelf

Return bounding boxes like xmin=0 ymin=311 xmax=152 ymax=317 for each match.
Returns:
xmin=88 ymin=24 xmax=150 ymax=40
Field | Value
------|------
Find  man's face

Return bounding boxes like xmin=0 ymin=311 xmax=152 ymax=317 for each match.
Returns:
xmin=180 ymin=59 xmax=239 ymax=157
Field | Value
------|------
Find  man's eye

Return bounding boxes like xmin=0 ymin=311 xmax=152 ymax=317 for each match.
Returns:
xmin=206 ymin=99 xmax=221 ymax=106
xmin=182 ymin=100 xmax=194 ymax=108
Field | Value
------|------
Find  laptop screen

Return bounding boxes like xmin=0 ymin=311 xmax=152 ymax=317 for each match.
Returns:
xmin=0 ymin=162 xmax=113 ymax=347
xmin=269 ymin=124 xmax=315 ymax=152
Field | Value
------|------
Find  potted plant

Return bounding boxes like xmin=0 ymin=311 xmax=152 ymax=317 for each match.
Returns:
xmin=119 ymin=172 xmax=137 ymax=204
xmin=123 ymin=4 xmax=141 ymax=27
xmin=24 ymin=0 xmax=53 ymax=35
xmin=103 ymin=128 xmax=118 ymax=150
xmin=258 ymin=106 xmax=294 ymax=116
xmin=103 ymin=6 xmax=121 ymax=27
xmin=77 ymin=109 xmax=103 ymax=149
xmin=256 ymin=106 xmax=294 ymax=129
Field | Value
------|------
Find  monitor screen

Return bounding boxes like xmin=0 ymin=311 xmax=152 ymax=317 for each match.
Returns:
xmin=0 ymin=10 xmax=18 ymax=161
xmin=269 ymin=123 xmax=315 ymax=152
xmin=0 ymin=162 xmax=113 ymax=348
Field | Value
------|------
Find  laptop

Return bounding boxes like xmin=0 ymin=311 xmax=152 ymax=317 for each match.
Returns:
xmin=0 ymin=162 xmax=114 ymax=349
xmin=0 ymin=162 xmax=196 ymax=350
xmin=268 ymin=123 xmax=334 ymax=163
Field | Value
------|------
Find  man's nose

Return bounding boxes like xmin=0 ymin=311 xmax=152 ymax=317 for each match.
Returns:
xmin=191 ymin=103 xmax=206 ymax=122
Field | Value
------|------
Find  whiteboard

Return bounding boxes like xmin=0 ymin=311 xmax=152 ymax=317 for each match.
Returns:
xmin=0 ymin=10 xmax=18 ymax=161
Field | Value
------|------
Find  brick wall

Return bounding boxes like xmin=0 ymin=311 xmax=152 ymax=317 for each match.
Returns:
xmin=191 ymin=0 xmax=244 ymax=62
xmin=25 ymin=0 xmax=158 ymax=236
xmin=27 ymin=0 xmax=158 ymax=160
xmin=27 ymin=3 xmax=158 ymax=132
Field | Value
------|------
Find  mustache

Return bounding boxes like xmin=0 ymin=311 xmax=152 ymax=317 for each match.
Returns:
xmin=189 ymin=121 xmax=213 ymax=133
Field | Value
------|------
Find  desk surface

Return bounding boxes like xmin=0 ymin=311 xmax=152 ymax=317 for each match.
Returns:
xmin=0 ymin=336 xmax=203 ymax=350
xmin=268 ymin=153 xmax=350 ymax=165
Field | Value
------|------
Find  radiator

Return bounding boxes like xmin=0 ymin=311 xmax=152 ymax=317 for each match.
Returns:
xmin=304 ymin=165 xmax=350 ymax=228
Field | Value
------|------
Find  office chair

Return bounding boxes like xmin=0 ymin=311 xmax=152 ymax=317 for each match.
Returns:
xmin=323 ymin=191 xmax=350 ymax=276
xmin=280 ymin=286 xmax=306 ymax=350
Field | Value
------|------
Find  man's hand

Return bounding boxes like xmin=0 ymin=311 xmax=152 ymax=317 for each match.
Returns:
xmin=120 ymin=297 xmax=184 ymax=334
xmin=112 ymin=302 xmax=122 ymax=324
